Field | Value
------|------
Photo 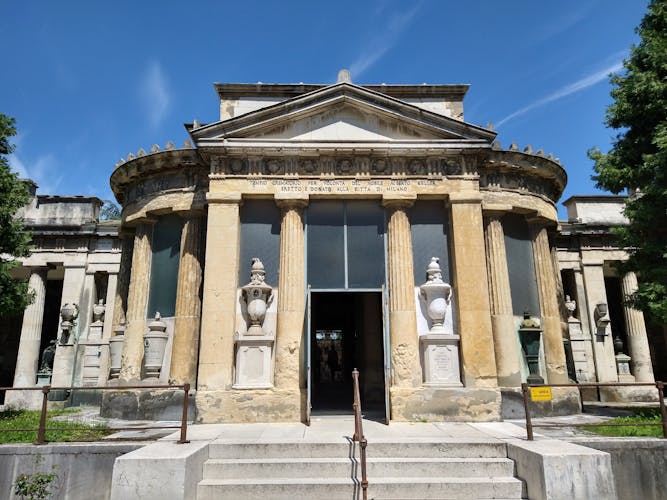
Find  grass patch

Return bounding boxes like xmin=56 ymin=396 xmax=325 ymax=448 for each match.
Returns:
xmin=588 ymin=408 xmax=664 ymax=438
xmin=0 ymin=409 xmax=111 ymax=444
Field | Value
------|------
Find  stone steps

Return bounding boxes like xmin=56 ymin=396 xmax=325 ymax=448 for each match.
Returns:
xmin=204 ymin=456 xmax=515 ymax=479
xmin=198 ymin=439 xmax=525 ymax=500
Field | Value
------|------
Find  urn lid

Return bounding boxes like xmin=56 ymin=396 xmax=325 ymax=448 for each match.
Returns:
xmin=148 ymin=312 xmax=167 ymax=332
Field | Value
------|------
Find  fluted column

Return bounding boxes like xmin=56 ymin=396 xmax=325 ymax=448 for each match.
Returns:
xmin=119 ymin=221 xmax=154 ymax=382
xmin=169 ymin=214 xmax=204 ymax=385
xmin=274 ymin=196 xmax=308 ymax=390
xmin=484 ymin=209 xmax=521 ymax=387
xmin=111 ymin=231 xmax=135 ymax=331
xmin=383 ymin=196 xmax=421 ymax=387
xmin=13 ymin=268 xmax=48 ymax=387
xmin=448 ymin=193 xmax=497 ymax=387
xmin=621 ymin=271 xmax=655 ymax=382
xmin=198 ymin=194 xmax=241 ymax=390
xmin=530 ymin=221 xmax=568 ymax=383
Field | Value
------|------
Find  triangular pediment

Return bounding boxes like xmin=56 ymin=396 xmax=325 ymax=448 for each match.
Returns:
xmin=191 ymin=83 xmax=496 ymax=145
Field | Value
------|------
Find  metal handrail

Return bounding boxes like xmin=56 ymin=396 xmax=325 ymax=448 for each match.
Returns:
xmin=0 ymin=383 xmax=191 ymax=445
xmin=352 ymin=368 xmax=368 ymax=500
xmin=521 ymin=381 xmax=667 ymax=440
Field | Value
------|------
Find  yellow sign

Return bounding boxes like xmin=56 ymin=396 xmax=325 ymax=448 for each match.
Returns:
xmin=530 ymin=387 xmax=552 ymax=402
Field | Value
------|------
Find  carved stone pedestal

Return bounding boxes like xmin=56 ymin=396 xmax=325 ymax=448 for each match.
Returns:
xmin=420 ymin=334 xmax=462 ymax=386
xmin=233 ymin=334 xmax=274 ymax=389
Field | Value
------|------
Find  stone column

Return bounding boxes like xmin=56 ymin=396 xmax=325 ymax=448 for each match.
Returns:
xmin=78 ymin=271 xmax=97 ymax=337
xmin=448 ymin=193 xmax=497 ymax=387
xmin=111 ymin=232 xmax=134 ymax=331
xmin=169 ymin=214 xmax=204 ymax=385
xmin=103 ymin=273 xmax=118 ymax=340
xmin=582 ymin=263 xmax=617 ymax=382
xmin=621 ymin=271 xmax=655 ymax=382
xmin=530 ymin=221 xmax=568 ymax=384
xmin=483 ymin=208 xmax=521 ymax=387
xmin=119 ymin=221 xmax=154 ymax=382
xmin=274 ymin=196 xmax=308 ymax=391
xmin=382 ymin=196 xmax=421 ymax=387
xmin=12 ymin=268 xmax=48 ymax=387
xmin=198 ymin=194 xmax=242 ymax=390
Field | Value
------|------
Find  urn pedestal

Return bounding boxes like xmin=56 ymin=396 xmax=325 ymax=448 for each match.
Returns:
xmin=234 ymin=258 xmax=275 ymax=389
xmin=108 ymin=321 xmax=125 ymax=380
xmin=420 ymin=334 xmax=463 ymax=386
xmin=143 ymin=313 xmax=168 ymax=379
xmin=418 ymin=257 xmax=462 ymax=386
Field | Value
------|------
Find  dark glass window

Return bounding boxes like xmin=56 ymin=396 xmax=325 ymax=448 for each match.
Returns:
xmin=239 ymin=200 xmax=281 ymax=287
xmin=307 ymin=201 xmax=385 ymax=289
xmin=503 ymin=214 xmax=540 ymax=316
xmin=147 ymin=215 xmax=184 ymax=317
xmin=410 ymin=200 xmax=450 ymax=284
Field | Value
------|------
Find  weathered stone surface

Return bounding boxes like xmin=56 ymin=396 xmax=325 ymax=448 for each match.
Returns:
xmin=390 ymin=386 xmax=501 ymax=422
xmin=196 ymin=388 xmax=304 ymax=423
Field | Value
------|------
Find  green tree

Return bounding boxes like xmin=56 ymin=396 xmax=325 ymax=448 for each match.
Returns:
xmin=589 ymin=0 xmax=667 ymax=322
xmin=0 ymin=114 xmax=33 ymax=316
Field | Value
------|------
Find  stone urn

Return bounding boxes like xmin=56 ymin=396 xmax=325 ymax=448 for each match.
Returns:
xmin=143 ymin=312 xmax=168 ymax=379
xmin=108 ymin=320 xmax=125 ymax=379
xmin=241 ymin=258 xmax=273 ymax=335
xmin=419 ymin=257 xmax=452 ymax=333
xmin=92 ymin=299 xmax=106 ymax=323
xmin=59 ymin=302 xmax=79 ymax=345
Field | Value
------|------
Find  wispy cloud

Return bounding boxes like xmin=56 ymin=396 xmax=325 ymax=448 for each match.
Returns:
xmin=141 ymin=61 xmax=170 ymax=129
xmin=9 ymin=152 xmax=63 ymax=194
xmin=349 ymin=2 xmax=423 ymax=78
xmin=496 ymin=56 xmax=625 ymax=128
xmin=533 ymin=1 xmax=597 ymax=43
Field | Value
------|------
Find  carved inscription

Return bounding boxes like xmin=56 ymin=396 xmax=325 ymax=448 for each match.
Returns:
xmin=247 ymin=178 xmax=440 ymax=195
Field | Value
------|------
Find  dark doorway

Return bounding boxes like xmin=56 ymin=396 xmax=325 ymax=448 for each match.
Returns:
xmin=310 ymin=292 xmax=385 ymax=416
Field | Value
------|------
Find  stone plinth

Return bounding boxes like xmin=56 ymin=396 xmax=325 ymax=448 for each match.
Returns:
xmin=420 ymin=334 xmax=462 ymax=386
xmin=233 ymin=334 xmax=274 ymax=389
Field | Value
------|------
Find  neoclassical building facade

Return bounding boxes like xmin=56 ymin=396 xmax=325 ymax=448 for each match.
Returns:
xmin=4 ymin=74 xmax=662 ymax=421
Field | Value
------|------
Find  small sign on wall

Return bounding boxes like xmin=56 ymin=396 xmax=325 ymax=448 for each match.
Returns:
xmin=530 ymin=386 xmax=553 ymax=401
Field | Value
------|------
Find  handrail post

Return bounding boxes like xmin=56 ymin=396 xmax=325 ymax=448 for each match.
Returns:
xmin=178 ymin=383 xmax=190 ymax=444
xmin=521 ymin=383 xmax=534 ymax=441
xmin=35 ymin=385 xmax=50 ymax=445
xmin=352 ymin=368 xmax=360 ymax=441
xmin=657 ymin=381 xmax=667 ymax=439
xmin=352 ymin=368 xmax=368 ymax=500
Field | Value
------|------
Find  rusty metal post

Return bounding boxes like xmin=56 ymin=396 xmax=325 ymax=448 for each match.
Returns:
xmin=657 ymin=381 xmax=667 ymax=439
xmin=35 ymin=385 xmax=50 ymax=445
xmin=178 ymin=383 xmax=190 ymax=444
xmin=521 ymin=383 xmax=534 ymax=441
xmin=352 ymin=369 xmax=360 ymax=441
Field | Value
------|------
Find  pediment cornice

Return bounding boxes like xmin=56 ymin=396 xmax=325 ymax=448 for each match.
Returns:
xmin=190 ymin=83 xmax=496 ymax=145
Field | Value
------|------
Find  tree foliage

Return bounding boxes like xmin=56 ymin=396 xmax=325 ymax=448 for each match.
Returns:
xmin=589 ymin=0 xmax=667 ymax=322
xmin=99 ymin=200 xmax=121 ymax=220
xmin=0 ymin=113 xmax=33 ymax=316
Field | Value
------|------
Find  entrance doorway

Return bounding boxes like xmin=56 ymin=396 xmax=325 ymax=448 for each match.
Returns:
xmin=309 ymin=292 xmax=386 ymax=417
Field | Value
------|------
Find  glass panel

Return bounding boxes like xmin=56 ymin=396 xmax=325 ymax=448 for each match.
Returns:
xmin=503 ymin=214 xmax=539 ymax=316
xmin=411 ymin=200 xmax=450 ymax=284
xmin=307 ymin=201 xmax=345 ymax=288
xmin=239 ymin=200 xmax=281 ymax=286
xmin=147 ymin=215 xmax=184 ymax=317
xmin=347 ymin=201 xmax=385 ymax=288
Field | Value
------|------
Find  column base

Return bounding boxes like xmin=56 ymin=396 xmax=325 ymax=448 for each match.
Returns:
xmin=100 ymin=386 xmax=196 ymax=421
xmin=3 ymin=390 xmax=44 ymax=410
xmin=500 ymin=386 xmax=581 ymax=419
xmin=599 ymin=386 xmax=659 ymax=403
xmin=195 ymin=388 xmax=306 ymax=423
xmin=389 ymin=386 xmax=501 ymax=422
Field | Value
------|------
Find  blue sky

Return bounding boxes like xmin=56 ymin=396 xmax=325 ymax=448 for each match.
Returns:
xmin=1 ymin=1 xmax=647 ymax=218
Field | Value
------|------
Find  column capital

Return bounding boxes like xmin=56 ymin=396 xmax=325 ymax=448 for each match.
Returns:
xmin=447 ymin=192 xmax=483 ymax=205
xmin=382 ymin=194 xmax=416 ymax=209
xmin=206 ymin=192 xmax=242 ymax=204
xmin=482 ymin=203 xmax=512 ymax=218
xmin=275 ymin=194 xmax=309 ymax=210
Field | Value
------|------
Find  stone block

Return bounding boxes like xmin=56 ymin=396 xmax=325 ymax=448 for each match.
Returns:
xmin=507 ymin=438 xmax=617 ymax=500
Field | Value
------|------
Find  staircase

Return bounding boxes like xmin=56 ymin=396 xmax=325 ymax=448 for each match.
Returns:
xmin=197 ymin=438 xmax=525 ymax=500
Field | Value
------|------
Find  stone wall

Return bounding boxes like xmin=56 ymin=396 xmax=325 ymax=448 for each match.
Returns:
xmin=0 ymin=443 xmax=141 ymax=500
